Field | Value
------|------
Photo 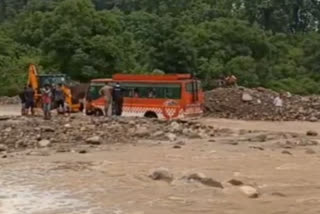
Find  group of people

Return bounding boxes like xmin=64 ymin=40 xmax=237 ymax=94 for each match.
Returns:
xmin=99 ymin=82 xmax=124 ymax=117
xmin=216 ymin=75 xmax=238 ymax=88
xmin=19 ymin=83 xmax=69 ymax=119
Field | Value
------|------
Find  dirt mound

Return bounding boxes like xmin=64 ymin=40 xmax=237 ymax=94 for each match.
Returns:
xmin=0 ymin=115 xmax=222 ymax=153
xmin=205 ymin=87 xmax=320 ymax=121
xmin=0 ymin=96 xmax=20 ymax=105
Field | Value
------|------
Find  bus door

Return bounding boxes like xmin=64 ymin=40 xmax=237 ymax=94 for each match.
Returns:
xmin=185 ymin=80 xmax=203 ymax=115
xmin=120 ymin=83 xmax=134 ymax=116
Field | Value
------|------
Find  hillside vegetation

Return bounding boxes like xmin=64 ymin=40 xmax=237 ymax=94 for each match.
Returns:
xmin=1 ymin=0 xmax=320 ymax=95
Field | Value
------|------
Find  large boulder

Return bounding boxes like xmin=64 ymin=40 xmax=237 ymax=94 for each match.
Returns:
xmin=182 ymin=172 xmax=223 ymax=189
xmin=306 ymin=130 xmax=318 ymax=136
xmin=149 ymin=168 xmax=173 ymax=182
xmin=239 ymin=186 xmax=259 ymax=198
xmin=38 ymin=140 xmax=51 ymax=148
xmin=134 ymin=127 xmax=150 ymax=137
xmin=86 ymin=136 xmax=102 ymax=145
xmin=166 ymin=133 xmax=177 ymax=142
xmin=0 ymin=144 xmax=8 ymax=152
xmin=242 ymin=93 xmax=253 ymax=102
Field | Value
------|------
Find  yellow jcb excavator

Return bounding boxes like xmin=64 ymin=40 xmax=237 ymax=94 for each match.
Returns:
xmin=27 ymin=64 xmax=88 ymax=112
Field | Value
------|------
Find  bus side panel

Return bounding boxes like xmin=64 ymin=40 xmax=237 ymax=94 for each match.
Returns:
xmin=122 ymin=97 xmax=135 ymax=117
xmin=122 ymin=97 xmax=183 ymax=119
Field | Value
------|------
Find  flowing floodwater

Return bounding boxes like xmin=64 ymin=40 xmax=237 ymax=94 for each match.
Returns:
xmin=2 ymin=106 xmax=320 ymax=214
xmin=0 ymin=161 xmax=107 ymax=214
xmin=0 ymin=185 xmax=91 ymax=214
xmin=0 ymin=105 xmax=20 ymax=116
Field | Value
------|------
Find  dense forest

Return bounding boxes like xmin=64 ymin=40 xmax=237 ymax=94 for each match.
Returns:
xmin=1 ymin=0 xmax=320 ymax=95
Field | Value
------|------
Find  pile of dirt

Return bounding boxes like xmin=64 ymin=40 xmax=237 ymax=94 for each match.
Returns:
xmin=205 ymin=87 xmax=320 ymax=121
xmin=0 ymin=115 xmax=222 ymax=153
xmin=0 ymin=96 xmax=20 ymax=105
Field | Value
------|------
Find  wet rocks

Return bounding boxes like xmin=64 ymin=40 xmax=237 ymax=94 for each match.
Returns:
xmin=4 ymin=127 xmax=12 ymax=132
xmin=40 ymin=126 xmax=55 ymax=132
xmin=0 ymin=116 xmax=223 ymax=153
xmin=305 ymin=148 xmax=316 ymax=154
xmin=281 ymin=150 xmax=292 ymax=155
xmin=249 ymin=134 xmax=267 ymax=142
xmin=271 ymin=192 xmax=286 ymax=197
xmin=0 ymin=144 xmax=8 ymax=152
xmin=277 ymin=138 xmax=319 ymax=148
xmin=38 ymin=140 xmax=51 ymax=148
xmin=149 ymin=168 xmax=173 ymax=182
xmin=249 ymin=146 xmax=264 ymax=151
xmin=309 ymin=116 xmax=318 ymax=122
xmin=86 ymin=136 xmax=102 ymax=145
xmin=242 ymin=93 xmax=253 ymax=102
xmin=182 ymin=173 xmax=223 ymax=189
xmin=0 ymin=96 xmax=19 ymax=105
xmin=205 ymin=87 xmax=320 ymax=121
xmin=228 ymin=179 xmax=244 ymax=186
xmin=56 ymin=147 xmax=71 ymax=153
xmin=239 ymin=185 xmax=259 ymax=198
xmin=78 ymin=149 xmax=88 ymax=154
xmin=152 ymin=131 xmax=164 ymax=138
xmin=0 ymin=116 xmax=10 ymax=121
xmin=166 ymin=133 xmax=177 ymax=142
xmin=64 ymin=124 xmax=72 ymax=129
xmin=170 ymin=121 xmax=181 ymax=132
xmin=134 ymin=126 xmax=150 ymax=137
xmin=176 ymin=141 xmax=186 ymax=146
xmin=27 ymin=150 xmax=50 ymax=156
xmin=306 ymin=130 xmax=318 ymax=136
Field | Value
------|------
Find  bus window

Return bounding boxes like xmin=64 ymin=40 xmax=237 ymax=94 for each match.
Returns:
xmin=165 ymin=87 xmax=181 ymax=99
xmin=134 ymin=88 xmax=139 ymax=97
xmin=148 ymin=88 xmax=156 ymax=98
xmin=119 ymin=83 xmax=181 ymax=99
xmin=87 ymin=84 xmax=103 ymax=100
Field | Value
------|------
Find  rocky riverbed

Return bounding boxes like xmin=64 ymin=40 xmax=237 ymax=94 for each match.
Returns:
xmin=205 ymin=87 xmax=320 ymax=121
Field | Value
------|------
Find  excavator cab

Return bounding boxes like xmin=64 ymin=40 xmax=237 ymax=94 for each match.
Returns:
xmin=38 ymin=74 xmax=68 ymax=89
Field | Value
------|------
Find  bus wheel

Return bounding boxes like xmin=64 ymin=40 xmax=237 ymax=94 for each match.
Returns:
xmin=79 ymin=103 xmax=84 ymax=112
xmin=85 ymin=110 xmax=93 ymax=116
xmin=144 ymin=111 xmax=158 ymax=118
xmin=94 ymin=109 xmax=104 ymax=117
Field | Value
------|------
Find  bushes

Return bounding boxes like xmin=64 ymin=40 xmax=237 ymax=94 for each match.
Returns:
xmin=1 ymin=0 xmax=320 ymax=95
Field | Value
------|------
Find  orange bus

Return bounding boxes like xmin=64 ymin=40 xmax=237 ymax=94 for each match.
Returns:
xmin=85 ymin=74 xmax=204 ymax=119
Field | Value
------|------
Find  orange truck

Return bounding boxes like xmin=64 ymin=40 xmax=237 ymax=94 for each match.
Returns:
xmin=85 ymin=73 xmax=204 ymax=119
xmin=27 ymin=64 xmax=87 ymax=112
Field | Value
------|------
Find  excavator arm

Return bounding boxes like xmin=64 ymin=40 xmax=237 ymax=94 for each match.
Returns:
xmin=27 ymin=64 xmax=39 ymax=90
xmin=62 ymin=86 xmax=73 ymax=109
xmin=27 ymin=64 xmax=42 ymax=107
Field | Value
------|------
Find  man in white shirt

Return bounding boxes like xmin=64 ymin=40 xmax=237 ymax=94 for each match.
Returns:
xmin=273 ymin=95 xmax=283 ymax=115
xmin=99 ymin=83 xmax=113 ymax=116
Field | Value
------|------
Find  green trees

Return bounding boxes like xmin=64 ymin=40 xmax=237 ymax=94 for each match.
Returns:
xmin=1 ymin=0 xmax=320 ymax=95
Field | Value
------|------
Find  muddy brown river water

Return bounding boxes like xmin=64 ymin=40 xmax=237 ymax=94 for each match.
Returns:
xmin=1 ymin=105 xmax=320 ymax=214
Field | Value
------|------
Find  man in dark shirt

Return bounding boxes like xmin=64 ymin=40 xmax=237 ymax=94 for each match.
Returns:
xmin=112 ymin=83 xmax=124 ymax=116
xmin=54 ymin=84 xmax=65 ymax=114
xmin=24 ymin=85 xmax=35 ymax=116
xmin=19 ymin=87 xmax=26 ymax=115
